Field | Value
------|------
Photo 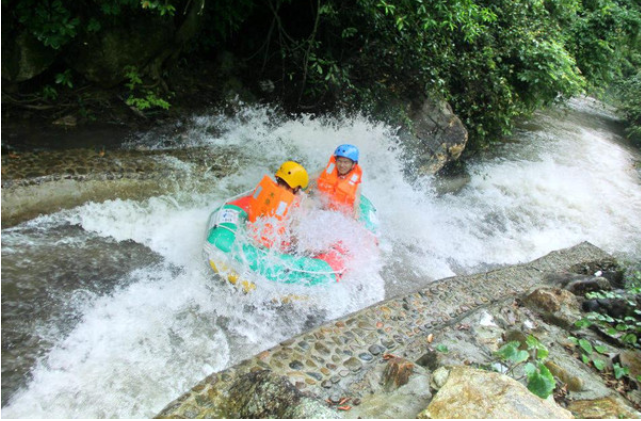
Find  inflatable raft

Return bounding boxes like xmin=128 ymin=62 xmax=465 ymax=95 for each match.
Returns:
xmin=204 ymin=192 xmax=378 ymax=291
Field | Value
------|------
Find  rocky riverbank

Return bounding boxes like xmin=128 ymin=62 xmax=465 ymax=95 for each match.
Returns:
xmin=0 ymin=146 xmax=243 ymax=228
xmin=156 ymin=242 xmax=641 ymax=419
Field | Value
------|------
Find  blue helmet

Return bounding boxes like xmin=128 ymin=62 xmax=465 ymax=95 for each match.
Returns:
xmin=334 ymin=144 xmax=359 ymax=163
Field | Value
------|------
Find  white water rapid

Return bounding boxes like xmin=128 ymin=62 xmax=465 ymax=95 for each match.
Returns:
xmin=2 ymin=97 xmax=641 ymax=418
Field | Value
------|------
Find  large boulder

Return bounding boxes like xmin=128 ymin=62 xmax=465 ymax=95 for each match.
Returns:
xmin=567 ymin=396 xmax=641 ymax=419
xmin=418 ymin=366 xmax=573 ymax=419
xmin=1 ymin=30 xmax=58 ymax=83
xmin=522 ymin=287 xmax=582 ymax=330
xmin=401 ymin=98 xmax=468 ymax=176
xmin=219 ymin=370 xmax=339 ymax=419
xmin=65 ymin=17 xmax=175 ymax=87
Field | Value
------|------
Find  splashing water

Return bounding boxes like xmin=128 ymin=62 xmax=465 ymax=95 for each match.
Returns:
xmin=2 ymin=98 xmax=641 ymax=418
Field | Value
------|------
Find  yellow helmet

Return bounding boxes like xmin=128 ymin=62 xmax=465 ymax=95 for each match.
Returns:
xmin=275 ymin=161 xmax=309 ymax=190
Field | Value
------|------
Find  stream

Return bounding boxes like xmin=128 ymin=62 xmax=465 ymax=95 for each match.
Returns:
xmin=2 ymin=97 xmax=641 ymax=418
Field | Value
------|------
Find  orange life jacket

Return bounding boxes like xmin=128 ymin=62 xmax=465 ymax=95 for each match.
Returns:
xmin=247 ymin=175 xmax=299 ymax=248
xmin=316 ymin=156 xmax=362 ymax=212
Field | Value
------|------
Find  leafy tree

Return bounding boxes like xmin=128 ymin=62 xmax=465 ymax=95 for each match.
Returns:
xmin=4 ymin=0 xmax=641 ymax=147
xmin=616 ymin=71 xmax=641 ymax=142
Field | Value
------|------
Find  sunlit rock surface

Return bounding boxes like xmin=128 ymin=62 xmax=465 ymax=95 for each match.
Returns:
xmin=418 ymin=366 xmax=572 ymax=419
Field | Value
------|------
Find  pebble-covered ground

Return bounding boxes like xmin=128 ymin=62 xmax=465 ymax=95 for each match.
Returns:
xmin=156 ymin=242 xmax=618 ymax=418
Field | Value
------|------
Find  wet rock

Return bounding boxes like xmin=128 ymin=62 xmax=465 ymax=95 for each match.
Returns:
xmin=418 ymin=366 xmax=572 ymax=419
xmin=582 ymin=293 xmax=641 ymax=321
xmin=348 ymin=364 xmax=432 ymax=419
xmin=381 ymin=339 xmax=396 ymax=349
xmin=431 ymin=165 xmax=471 ymax=196
xmin=619 ymin=350 xmax=641 ymax=388
xmin=225 ymin=370 xmax=339 ymax=418
xmin=566 ymin=396 xmax=641 ymax=419
xmin=2 ymin=30 xmax=58 ymax=82
xmin=289 ymin=360 xmax=304 ymax=370
xmin=401 ymin=97 xmax=469 ymax=176
xmin=565 ymin=276 xmax=612 ymax=295
xmin=52 ymin=115 xmax=78 ymax=127
xmin=522 ymin=287 xmax=582 ymax=329
xmin=416 ymin=351 xmax=439 ymax=371
xmin=430 ymin=366 xmax=450 ymax=390
xmin=343 ymin=357 xmax=363 ymax=372
xmin=306 ymin=372 xmax=323 ymax=381
xmin=470 ymin=310 xmax=505 ymax=353
xmin=628 ymin=389 xmax=641 ymax=408
xmin=544 ymin=360 xmax=585 ymax=392
xmin=382 ymin=357 xmax=416 ymax=390
xmin=314 ymin=342 xmax=331 ymax=355
xmin=368 ymin=344 xmax=385 ymax=355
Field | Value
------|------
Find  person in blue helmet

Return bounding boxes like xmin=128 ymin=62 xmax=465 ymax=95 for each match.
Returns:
xmin=310 ymin=144 xmax=363 ymax=218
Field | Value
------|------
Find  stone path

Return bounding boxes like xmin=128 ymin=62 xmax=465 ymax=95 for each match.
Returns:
xmin=156 ymin=241 xmax=617 ymax=418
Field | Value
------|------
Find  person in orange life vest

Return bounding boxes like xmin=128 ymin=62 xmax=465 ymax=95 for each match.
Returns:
xmin=310 ymin=144 xmax=363 ymax=218
xmin=244 ymin=161 xmax=309 ymax=250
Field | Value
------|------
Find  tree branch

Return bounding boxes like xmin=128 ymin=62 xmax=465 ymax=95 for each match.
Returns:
xmin=297 ymin=0 xmax=322 ymax=106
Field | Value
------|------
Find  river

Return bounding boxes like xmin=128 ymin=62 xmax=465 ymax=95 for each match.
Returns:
xmin=2 ymin=97 xmax=641 ymax=418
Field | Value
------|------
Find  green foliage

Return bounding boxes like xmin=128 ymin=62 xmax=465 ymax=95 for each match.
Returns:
xmin=124 ymin=65 xmax=172 ymax=112
xmin=524 ymin=362 xmax=556 ymax=400
xmin=239 ymin=0 xmax=641 ymax=147
xmin=575 ymin=270 xmax=641 ymax=350
xmin=7 ymin=0 xmax=641 ymax=145
xmin=567 ymin=0 xmax=641 ymax=89
xmin=126 ymin=94 xmax=171 ymax=111
xmin=497 ymin=342 xmax=530 ymax=364
xmin=12 ymin=0 xmax=179 ymax=51
xmin=188 ymin=0 xmax=254 ymax=52
xmin=569 ymin=266 xmax=641 ymax=387
xmin=15 ymin=0 xmax=80 ymax=49
xmin=41 ymin=85 xmax=58 ymax=100
xmin=614 ymin=72 xmax=641 ymax=142
xmin=141 ymin=0 xmax=176 ymax=16
xmin=568 ymin=336 xmax=609 ymax=370
xmin=613 ymin=363 xmax=630 ymax=380
xmin=10 ymin=0 xmax=183 ymax=98
xmin=495 ymin=335 xmax=556 ymax=399
xmin=55 ymin=69 xmax=73 ymax=88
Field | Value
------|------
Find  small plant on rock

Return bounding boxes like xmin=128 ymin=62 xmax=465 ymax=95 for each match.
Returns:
xmin=567 ymin=336 xmax=609 ymax=371
xmin=566 ymin=335 xmax=641 ymax=389
xmin=495 ymin=335 xmax=556 ymax=399
xmin=575 ymin=269 xmax=641 ymax=349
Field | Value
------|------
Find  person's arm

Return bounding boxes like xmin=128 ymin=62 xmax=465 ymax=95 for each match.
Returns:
xmin=307 ymin=169 xmax=323 ymax=195
xmin=352 ymin=183 xmax=362 ymax=220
